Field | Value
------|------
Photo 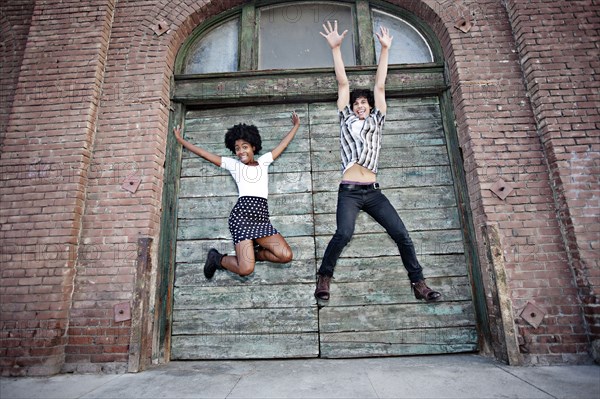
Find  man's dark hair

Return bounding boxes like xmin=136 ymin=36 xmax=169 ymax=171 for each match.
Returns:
xmin=350 ymin=89 xmax=375 ymax=110
xmin=224 ymin=123 xmax=262 ymax=155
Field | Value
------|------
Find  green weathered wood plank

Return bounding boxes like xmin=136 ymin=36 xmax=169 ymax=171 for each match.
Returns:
xmin=322 ymin=342 xmax=477 ymax=358
xmin=323 ymin=276 xmax=472 ymax=307
xmin=313 ymin=145 xmax=449 ymax=167
xmin=312 ymin=146 xmax=449 ymax=169
xmin=324 ymin=254 xmax=469 ymax=281
xmin=173 ymin=67 xmax=446 ymax=105
xmin=173 ymin=283 xmax=315 ymax=310
xmin=176 ymin=236 xmax=315 ymax=263
xmin=320 ymin=327 xmax=478 ymax=358
xmin=179 ymin=172 xmax=312 ymax=198
xmin=178 ymin=214 xmax=314 ymax=240
xmin=171 ymin=333 xmax=319 ymax=359
xmin=181 ymin=151 xmax=311 ymax=178
xmin=181 ymin=136 xmax=311 ymax=159
xmin=311 ymin=168 xmax=455 ymax=192
xmin=314 ymin=230 xmax=465 ymax=258
xmin=441 ymin=90 xmax=490 ymax=344
xmin=356 ymin=0 xmax=375 ymax=65
xmin=322 ymin=327 xmax=478 ymax=346
xmin=308 ymin=99 xmax=442 ymax=124
xmin=181 ymin=131 xmax=311 ymax=152
xmin=239 ymin=3 xmax=256 ymax=71
xmin=309 ymin=96 xmax=439 ymax=111
xmin=310 ymin=132 xmax=445 ymax=151
xmin=313 ymin=186 xmax=457 ymax=212
xmin=172 ymin=307 xmax=318 ymax=335
xmin=157 ymin=103 xmax=184 ymax=356
xmin=177 ymin=192 xmax=313 ymax=218
xmin=319 ymin=302 xmax=476 ymax=333
xmin=186 ymin=103 xmax=308 ymax=125
xmin=311 ymin=165 xmax=454 ymax=192
xmin=313 ymin=207 xmax=460 ymax=235
xmin=175 ymin=259 xmax=316 ymax=287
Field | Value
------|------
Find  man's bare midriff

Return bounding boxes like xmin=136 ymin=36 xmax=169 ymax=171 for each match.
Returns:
xmin=342 ymin=163 xmax=377 ymax=183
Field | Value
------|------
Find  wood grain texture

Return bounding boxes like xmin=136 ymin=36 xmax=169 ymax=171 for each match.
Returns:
xmin=171 ymin=98 xmax=477 ymax=359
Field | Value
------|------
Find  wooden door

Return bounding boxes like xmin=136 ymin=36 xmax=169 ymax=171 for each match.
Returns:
xmin=311 ymin=97 xmax=478 ymax=357
xmin=171 ymin=104 xmax=318 ymax=359
xmin=170 ymin=97 xmax=478 ymax=359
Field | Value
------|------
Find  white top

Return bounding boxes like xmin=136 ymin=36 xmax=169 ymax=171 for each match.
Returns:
xmin=220 ymin=152 xmax=274 ymax=199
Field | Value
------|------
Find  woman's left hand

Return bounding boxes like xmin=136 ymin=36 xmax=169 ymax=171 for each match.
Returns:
xmin=291 ymin=111 xmax=300 ymax=126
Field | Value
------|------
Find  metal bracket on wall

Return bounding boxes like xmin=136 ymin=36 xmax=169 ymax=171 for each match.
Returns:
xmin=490 ymin=178 xmax=514 ymax=200
xmin=520 ymin=302 xmax=545 ymax=328
xmin=114 ymin=302 xmax=131 ymax=322
xmin=122 ymin=174 xmax=142 ymax=193
xmin=153 ymin=20 xmax=169 ymax=36
xmin=455 ymin=18 xmax=473 ymax=33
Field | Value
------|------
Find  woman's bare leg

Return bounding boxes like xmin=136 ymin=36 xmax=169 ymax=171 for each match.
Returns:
xmin=254 ymin=234 xmax=293 ymax=264
xmin=220 ymin=239 xmax=256 ymax=276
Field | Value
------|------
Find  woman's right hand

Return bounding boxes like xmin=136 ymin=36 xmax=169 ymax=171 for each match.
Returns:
xmin=320 ymin=20 xmax=347 ymax=49
xmin=173 ymin=124 xmax=183 ymax=140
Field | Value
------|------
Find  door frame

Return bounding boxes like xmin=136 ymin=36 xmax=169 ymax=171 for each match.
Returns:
xmin=154 ymin=65 xmax=490 ymax=361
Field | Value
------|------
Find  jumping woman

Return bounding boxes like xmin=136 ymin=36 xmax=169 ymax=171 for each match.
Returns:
xmin=173 ymin=112 xmax=300 ymax=278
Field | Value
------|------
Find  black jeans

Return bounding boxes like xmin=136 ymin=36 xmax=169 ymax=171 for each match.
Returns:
xmin=318 ymin=184 xmax=424 ymax=283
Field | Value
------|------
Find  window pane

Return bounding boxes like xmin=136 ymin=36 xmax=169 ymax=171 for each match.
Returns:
xmin=183 ymin=18 xmax=239 ymax=74
xmin=259 ymin=3 xmax=355 ymax=70
xmin=372 ymin=10 xmax=433 ymax=64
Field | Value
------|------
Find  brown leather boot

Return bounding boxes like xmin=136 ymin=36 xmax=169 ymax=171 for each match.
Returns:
xmin=314 ymin=275 xmax=331 ymax=300
xmin=411 ymin=280 xmax=441 ymax=302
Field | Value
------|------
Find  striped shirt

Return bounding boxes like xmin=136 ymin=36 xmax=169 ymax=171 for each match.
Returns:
xmin=339 ymin=105 xmax=386 ymax=173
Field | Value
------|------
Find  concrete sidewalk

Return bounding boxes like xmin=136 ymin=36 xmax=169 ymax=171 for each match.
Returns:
xmin=1 ymin=354 xmax=599 ymax=399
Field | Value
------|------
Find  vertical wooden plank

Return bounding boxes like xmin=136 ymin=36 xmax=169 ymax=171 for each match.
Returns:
xmin=356 ymin=0 xmax=375 ymax=65
xmin=239 ymin=3 xmax=256 ymax=71
xmin=128 ymin=237 xmax=153 ymax=372
xmin=154 ymin=102 xmax=184 ymax=363
xmin=440 ymin=89 xmax=492 ymax=350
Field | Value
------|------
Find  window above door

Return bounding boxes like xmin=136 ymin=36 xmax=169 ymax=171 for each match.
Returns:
xmin=178 ymin=1 xmax=439 ymax=75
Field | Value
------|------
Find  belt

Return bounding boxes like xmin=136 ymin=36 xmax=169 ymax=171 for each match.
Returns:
xmin=339 ymin=182 xmax=380 ymax=190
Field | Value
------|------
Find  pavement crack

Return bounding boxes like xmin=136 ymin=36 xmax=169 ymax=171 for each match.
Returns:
xmin=494 ymin=364 xmax=558 ymax=399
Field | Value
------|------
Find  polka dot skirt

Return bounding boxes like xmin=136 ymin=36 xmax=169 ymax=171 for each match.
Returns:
xmin=228 ymin=196 xmax=278 ymax=244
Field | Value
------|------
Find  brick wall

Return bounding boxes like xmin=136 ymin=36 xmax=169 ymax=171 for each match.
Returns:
xmin=1 ymin=0 xmax=597 ymax=376
xmin=62 ymin=0 xmax=170 ymax=373
xmin=504 ymin=0 xmax=600 ymax=349
xmin=0 ymin=0 xmax=117 ymax=376
xmin=0 ymin=1 xmax=35 ymax=140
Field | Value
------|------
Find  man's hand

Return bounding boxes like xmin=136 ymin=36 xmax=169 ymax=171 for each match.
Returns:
xmin=375 ymin=26 xmax=393 ymax=49
xmin=320 ymin=20 xmax=348 ymax=49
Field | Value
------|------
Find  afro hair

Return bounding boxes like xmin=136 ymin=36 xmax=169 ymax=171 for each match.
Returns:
xmin=224 ymin=123 xmax=262 ymax=155
xmin=350 ymin=89 xmax=375 ymax=111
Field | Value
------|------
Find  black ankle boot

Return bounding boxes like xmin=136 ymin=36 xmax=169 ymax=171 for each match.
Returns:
xmin=204 ymin=248 xmax=224 ymax=279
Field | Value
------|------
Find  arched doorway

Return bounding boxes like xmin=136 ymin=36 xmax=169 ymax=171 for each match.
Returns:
xmin=159 ymin=1 xmax=483 ymax=359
